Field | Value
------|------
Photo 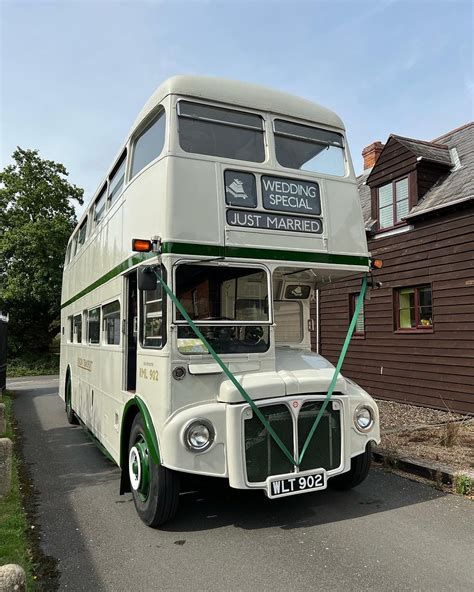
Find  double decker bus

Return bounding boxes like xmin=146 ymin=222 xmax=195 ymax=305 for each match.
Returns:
xmin=60 ymin=76 xmax=380 ymax=527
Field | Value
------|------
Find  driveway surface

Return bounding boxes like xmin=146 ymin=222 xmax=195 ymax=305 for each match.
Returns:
xmin=8 ymin=375 xmax=474 ymax=591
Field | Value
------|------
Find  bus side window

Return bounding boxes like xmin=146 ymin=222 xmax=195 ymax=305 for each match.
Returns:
xmin=141 ymin=282 xmax=164 ymax=349
xmin=73 ymin=314 xmax=82 ymax=343
xmin=77 ymin=217 xmax=88 ymax=250
xmin=68 ymin=316 xmax=74 ymax=342
xmin=108 ymin=151 xmax=126 ymax=207
xmin=130 ymin=110 xmax=166 ymax=179
xmin=94 ymin=185 xmax=107 ymax=226
xmin=103 ymin=301 xmax=120 ymax=345
xmin=88 ymin=307 xmax=101 ymax=344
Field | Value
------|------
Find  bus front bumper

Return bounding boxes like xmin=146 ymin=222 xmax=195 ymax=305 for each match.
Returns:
xmin=160 ymin=391 xmax=380 ymax=494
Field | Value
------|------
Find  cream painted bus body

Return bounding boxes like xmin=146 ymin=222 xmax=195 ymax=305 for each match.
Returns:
xmin=60 ymin=77 xmax=379 ymax=510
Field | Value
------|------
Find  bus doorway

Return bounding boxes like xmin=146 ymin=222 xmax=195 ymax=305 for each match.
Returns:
xmin=126 ymin=271 xmax=138 ymax=392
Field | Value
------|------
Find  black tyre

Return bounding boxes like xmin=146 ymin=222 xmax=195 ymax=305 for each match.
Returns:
xmin=128 ymin=413 xmax=180 ymax=527
xmin=65 ymin=374 xmax=79 ymax=425
xmin=330 ymin=442 xmax=372 ymax=490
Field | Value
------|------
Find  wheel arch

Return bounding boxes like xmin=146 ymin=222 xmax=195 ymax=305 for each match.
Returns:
xmin=119 ymin=396 xmax=160 ymax=494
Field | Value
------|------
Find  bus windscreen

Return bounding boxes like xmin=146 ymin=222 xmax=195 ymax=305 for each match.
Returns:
xmin=175 ymin=264 xmax=270 ymax=354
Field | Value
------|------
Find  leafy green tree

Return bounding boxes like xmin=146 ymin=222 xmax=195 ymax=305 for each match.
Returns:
xmin=0 ymin=148 xmax=83 ymax=355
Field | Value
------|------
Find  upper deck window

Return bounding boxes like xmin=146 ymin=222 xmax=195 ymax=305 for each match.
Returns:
xmin=108 ymin=152 xmax=126 ymax=206
xmin=94 ymin=185 xmax=107 ymax=224
xmin=177 ymin=101 xmax=265 ymax=163
xmin=274 ymin=119 xmax=345 ymax=176
xmin=131 ymin=110 xmax=166 ymax=179
xmin=77 ymin=217 xmax=88 ymax=247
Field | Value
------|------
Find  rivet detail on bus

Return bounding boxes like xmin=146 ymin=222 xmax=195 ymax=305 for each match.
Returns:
xmin=61 ymin=242 xmax=368 ymax=309
xmin=152 ymin=267 xmax=368 ymax=469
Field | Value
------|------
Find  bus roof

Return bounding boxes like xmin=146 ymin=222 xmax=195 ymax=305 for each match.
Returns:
xmin=132 ymin=75 xmax=345 ymax=132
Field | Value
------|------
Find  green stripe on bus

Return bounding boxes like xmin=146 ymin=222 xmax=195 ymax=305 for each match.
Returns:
xmin=61 ymin=241 xmax=368 ymax=309
xmin=162 ymin=242 xmax=369 ymax=267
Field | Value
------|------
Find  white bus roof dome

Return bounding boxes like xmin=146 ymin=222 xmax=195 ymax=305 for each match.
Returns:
xmin=132 ymin=75 xmax=345 ymax=132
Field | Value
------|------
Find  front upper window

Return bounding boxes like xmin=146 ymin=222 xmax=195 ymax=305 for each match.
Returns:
xmin=273 ymin=119 xmax=346 ymax=176
xmin=378 ymin=178 xmax=409 ymax=230
xmin=175 ymin=264 xmax=269 ymax=354
xmin=177 ymin=101 xmax=265 ymax=163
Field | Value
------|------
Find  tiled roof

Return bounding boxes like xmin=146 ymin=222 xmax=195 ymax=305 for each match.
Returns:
xmin=357 ymin=122 xmax=474 ymax=223
xmin=390 ymin=134 xmax=452 ymax=166
xmin=408 ymin=122 xmax=474 ymax=216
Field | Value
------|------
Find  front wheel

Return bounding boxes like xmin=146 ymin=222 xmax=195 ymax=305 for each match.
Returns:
xmin=330 ymin=442 xmax=372 ymax=490
xmin=128 ymin=414 xmax=180 ymax=527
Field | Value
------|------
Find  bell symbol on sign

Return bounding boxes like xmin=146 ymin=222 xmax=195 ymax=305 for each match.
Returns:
xmin=226 ymin=178 xmax=248 ymax=199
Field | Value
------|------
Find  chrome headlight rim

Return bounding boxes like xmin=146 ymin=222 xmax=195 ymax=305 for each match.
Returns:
xmin=354 ymin=404 xmax=374 ymax=433
xmin=183 ymin=418 xmax=215 ymax=453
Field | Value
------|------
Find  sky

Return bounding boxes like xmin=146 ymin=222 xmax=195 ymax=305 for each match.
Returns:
xmin=1 ymin=0 xmax=473 ymax=215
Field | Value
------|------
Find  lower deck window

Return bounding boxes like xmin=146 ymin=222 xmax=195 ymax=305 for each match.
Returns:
xmin=142 ymin=285 xmax=163 ymax=348
xmin=396 ymin=285 xmax=433 ymax=330
xmin=103 ymin=301 xmax=121 ymax=344
xmin=73 ymin=314 xmax=82 ymax=343
xmin=88 ymin=308 xmax=100 ymax=344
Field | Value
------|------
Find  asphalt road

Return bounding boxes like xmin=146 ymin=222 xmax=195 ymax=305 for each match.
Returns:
xmin=8 ymin=375 xmax=474 ymax=592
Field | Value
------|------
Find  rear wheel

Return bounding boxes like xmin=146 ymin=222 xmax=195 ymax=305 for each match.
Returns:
xmin=128 ymin=413 xmax=180 ymax=527
xmin=65 ymin=374 xmax=79 ymax=425
xmin=330 ymin=442 xmax=372 ymax=490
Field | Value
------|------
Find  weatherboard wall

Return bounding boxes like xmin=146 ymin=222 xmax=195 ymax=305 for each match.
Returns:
xmin=314 ymin=204 xmax=474 ymax=414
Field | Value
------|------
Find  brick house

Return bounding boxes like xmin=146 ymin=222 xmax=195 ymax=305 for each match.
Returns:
xmin=314 ymin=122 xmax=474 ymax=414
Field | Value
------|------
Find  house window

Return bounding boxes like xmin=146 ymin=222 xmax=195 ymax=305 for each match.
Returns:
xmin=350 ymin=293 xmax=365 ymax=337
xmin=395 ymin=286 xmax=433 ymax=330
xmin=378 ymin=177 xmax=409 ymax=229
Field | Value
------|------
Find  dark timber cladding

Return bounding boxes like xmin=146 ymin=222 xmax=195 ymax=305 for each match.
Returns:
xmin=317 ymin=205 xmax=474 ymax=414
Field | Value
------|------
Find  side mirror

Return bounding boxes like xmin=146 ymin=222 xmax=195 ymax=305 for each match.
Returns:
xmin=138 ymin=267 xmax=157 ymax=291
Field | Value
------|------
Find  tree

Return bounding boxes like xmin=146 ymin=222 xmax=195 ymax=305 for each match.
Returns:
xmin=0 ymin=148 xmax=83 ymax=355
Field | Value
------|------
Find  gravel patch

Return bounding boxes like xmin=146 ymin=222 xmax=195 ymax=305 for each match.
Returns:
xmin=376 ymin=399 xmax=468 ymax=433
xmin=376 ymin=399 xmax=473 ymax=475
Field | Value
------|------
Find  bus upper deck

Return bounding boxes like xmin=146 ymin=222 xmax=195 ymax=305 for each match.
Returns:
xmin=63 ymin=76 xmax=368 ymax=307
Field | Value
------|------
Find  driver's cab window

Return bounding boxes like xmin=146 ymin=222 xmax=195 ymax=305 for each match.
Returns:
xmin=175 ymin=264 xmax=270 ymax=354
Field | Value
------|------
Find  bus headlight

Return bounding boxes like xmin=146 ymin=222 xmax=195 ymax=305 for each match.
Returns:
xmin=354 ymin=405 xmax=374 ymax=432
xmin=184 ymin=420 xmax=215 ymax=452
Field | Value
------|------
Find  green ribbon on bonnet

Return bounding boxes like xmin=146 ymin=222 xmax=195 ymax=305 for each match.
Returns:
xmin=153 ymin=268 xmax=367 ymax=469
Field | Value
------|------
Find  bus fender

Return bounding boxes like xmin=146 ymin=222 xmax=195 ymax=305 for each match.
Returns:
xmin=119 ymin=396 xmax=161 ymax=494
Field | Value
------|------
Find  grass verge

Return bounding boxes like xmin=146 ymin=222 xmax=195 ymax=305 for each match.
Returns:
xmin=7 ymin=352 xmax=59 ymax=378
xmin=0 ymin=391 xmax=36 ymax=589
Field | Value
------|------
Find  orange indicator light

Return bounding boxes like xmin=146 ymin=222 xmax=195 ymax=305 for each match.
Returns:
xmin=132 ymin=239 xmax=153 ymax=252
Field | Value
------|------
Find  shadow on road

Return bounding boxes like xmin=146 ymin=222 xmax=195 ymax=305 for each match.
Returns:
xmin=162 ymin=468 xmax=445 ymax=533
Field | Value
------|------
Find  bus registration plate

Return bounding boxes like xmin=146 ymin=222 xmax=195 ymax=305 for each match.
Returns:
xmin=267 ymin=470 xmax=327 ymax=499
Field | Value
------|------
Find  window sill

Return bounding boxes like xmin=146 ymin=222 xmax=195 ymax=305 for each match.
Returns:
xmin=352 ymin=334 xmax=365 ymax=339
xmin=395 ymin=328 xmax=434 ymax=334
